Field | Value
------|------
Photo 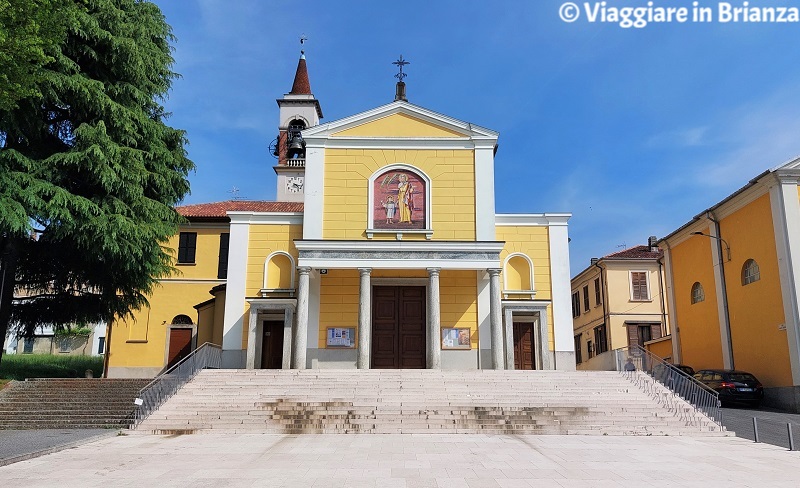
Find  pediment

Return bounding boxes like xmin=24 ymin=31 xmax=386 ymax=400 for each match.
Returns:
xmin=303 ymin=101 xmax=497 ymax=141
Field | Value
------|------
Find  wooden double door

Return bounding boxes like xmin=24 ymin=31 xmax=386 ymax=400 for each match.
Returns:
xmin=371 ymin=286 xmax=426 ymax=369
xmin=512 ymin=322 xmax=536 ymax=370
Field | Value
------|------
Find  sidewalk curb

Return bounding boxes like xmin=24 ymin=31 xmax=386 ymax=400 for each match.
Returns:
xmin=0 ymin=430 xmax=122 ymax=467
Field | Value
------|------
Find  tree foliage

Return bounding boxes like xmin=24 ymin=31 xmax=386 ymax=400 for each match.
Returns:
xmin=0 ymin=0 xmax=67 ymax=111
xmin=0 ymin=0 xmax=194 ymax=363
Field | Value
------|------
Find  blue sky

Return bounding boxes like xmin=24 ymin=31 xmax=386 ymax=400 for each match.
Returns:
xmin=152 ymin=0 xmax=800 ymax=275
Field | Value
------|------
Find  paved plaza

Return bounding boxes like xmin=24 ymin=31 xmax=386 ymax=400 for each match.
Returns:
xmin=0 ymin=433 xmax=798 ymax=487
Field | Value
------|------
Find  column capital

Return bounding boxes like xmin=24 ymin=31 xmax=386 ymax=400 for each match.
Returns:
xmin=487 ymin=268 xmax=502 ymax=277
xmin=297 ymin=266 xmax=312 ymax=276
xmin=426 ymin=267 xmax=441 ymax=277
xmin=358 ymin=267 xmax=372 ymax=276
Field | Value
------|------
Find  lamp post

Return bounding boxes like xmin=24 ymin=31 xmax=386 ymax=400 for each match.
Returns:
xmin=692 ymin=232 xmax=731 ymax=261
xmin=691 ymin=230 xmax=734 ymax=369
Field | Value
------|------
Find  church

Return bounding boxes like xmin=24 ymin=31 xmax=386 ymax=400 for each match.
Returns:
xmin=105 ymin=50 xmax=576 ymax=377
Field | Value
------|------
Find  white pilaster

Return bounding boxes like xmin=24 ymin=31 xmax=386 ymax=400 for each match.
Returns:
xmin=357 ymin=268 xmax=372 ymax=369
xmin=302 ymin=144 xmax=325 ymax=239
xmin=708 ymin=222 xmax=734 ymax=370
xmin=292 ymin=266 xmax=311 ymax=369
xmin=476 ymin=270 xmax=490 ymax=369
xmin=221 ymin=217 xmax=250 ymax=368
xmin=547 ymin=221 xmax=575 ymax=368
xmin=427 ymin=268 xmax=442 ymax=369
xmin=770 ymin=177 xmax=800 ymax=385
xmin=474 ymin=144 xmax=496 ymax=241
xmin=662 ymin=244 xmax=683 ymax=364
xmin=488 ymin=268 xmax=504 ymax=370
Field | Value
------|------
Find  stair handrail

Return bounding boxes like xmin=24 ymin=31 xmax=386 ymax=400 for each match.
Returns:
xmin=615 ymin=345 xmax=722 ymax=427
xmin=131 ymin=342 xmax=221 ymax=428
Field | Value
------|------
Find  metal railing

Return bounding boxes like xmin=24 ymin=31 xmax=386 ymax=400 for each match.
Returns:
xmin=615 ymin=345 xmax=722 ymax=427
xmin=131 ymin=342 xmax=221 ymax=428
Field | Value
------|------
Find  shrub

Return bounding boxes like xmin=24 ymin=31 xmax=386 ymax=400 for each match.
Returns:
xmin=0 ymin=354 xmax=103 ymax=380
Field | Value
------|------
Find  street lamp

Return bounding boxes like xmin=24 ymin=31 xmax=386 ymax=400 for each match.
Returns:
xmin=692 ymin=231 xmax=731 ymax=262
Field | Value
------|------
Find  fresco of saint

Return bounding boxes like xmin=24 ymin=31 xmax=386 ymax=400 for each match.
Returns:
xmin=373 ymin=169 xmax=425 ymax=230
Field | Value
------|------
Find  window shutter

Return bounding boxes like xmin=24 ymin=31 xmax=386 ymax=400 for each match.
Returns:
xmin=217 ymin=233 xmax=230 ymax=279
xmin=627 ymin=325 xmax=639 ymax=347
xmin=631 ymin=272 xmax=648 ymax=300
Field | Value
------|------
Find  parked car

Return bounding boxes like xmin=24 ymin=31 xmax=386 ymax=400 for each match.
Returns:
xmin=674 ymin=364 xmax=695 ymax=377
xmin=693 ymin=369 xmax=764 ymax=407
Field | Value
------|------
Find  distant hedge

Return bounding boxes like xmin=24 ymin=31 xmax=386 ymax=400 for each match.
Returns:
xmin=0 ymin=354 xmax=103 ymax=380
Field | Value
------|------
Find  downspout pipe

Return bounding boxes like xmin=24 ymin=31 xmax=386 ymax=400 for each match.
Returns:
xmin=657 ymin=256 xmax=667 ymax=338
xmin=707 ymin=211 xmax=735 ymax=370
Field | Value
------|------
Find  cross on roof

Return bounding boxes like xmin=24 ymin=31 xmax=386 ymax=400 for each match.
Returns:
xmin=393 ymin=55 xmax=410 ymax=82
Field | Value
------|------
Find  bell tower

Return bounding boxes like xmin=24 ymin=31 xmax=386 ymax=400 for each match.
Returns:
xmin=273 ymin=38 xmax=323 ymax=202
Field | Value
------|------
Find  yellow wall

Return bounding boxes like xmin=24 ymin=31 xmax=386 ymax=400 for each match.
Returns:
xmin=670 ymin=229 xmax=724 ymax=370
xmin=109 ymin=281 xmax=213 ymax=369
xmin=646 ymin=337 xmax=673 ymax=362
xmin=318 ymin=269 xmax=361 ymax=348
xmin=323 ymin=148 xmax=476 ymax=240
xmin=497 ymin=225 xmax=554 ymax=351
xmin=719 ymin=193 xmax=790 ymax=386
xmin=109 ymin=224 xmax=228 ymax=371
xmin=170 ymin=226 xmax=228 ymax=279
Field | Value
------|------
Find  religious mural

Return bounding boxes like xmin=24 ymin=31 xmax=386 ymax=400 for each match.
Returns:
xmin=372 ymin=169 xmax=426 ymax=230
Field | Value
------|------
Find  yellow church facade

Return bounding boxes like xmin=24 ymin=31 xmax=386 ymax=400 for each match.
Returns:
xmin=105 ymin=55 xmax=575 ymax=377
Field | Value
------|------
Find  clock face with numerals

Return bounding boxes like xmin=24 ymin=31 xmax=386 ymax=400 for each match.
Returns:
xmin=286 ymin=176 xmax=304 ymax=193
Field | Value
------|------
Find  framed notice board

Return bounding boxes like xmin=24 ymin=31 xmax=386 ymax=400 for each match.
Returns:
xmin=326 ymin=327 xmax=356 ymax=348
xmin=441 ymin=327 xmax=471 ymax=350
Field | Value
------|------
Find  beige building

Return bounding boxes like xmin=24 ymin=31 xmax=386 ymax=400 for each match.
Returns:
xmin=571 ymin=241 xmax=671 ymax=370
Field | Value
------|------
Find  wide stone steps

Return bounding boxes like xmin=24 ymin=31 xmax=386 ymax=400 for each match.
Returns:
xmin=0 ymin=378 xmax=151 ymax=429
xmin=134 ymin=370 xmax=724 ymax=436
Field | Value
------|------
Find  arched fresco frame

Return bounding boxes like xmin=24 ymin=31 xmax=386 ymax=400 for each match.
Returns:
xmin=367 ymin=164 xmax=432 ymax=238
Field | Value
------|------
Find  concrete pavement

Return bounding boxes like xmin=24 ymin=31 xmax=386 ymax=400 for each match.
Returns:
xmin=1 ymin=433 xmax=799 ymax=487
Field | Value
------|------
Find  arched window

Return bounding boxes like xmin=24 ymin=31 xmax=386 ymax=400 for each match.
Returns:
xmin=690 ymin=282 xmax=704 ymax=304
xmin=742 ymin=259 xmax=760 ymax=285
xmin=171 ymin=314 xmax=193 ymax=325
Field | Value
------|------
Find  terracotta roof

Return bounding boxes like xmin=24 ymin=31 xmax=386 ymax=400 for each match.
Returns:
xmin=603 ymin=245 xmax=663 ymax=260
xmin=176 ymin=200 xmax=304 ymax=219
xmin=290 ymin=57 xmax=311 ymax=95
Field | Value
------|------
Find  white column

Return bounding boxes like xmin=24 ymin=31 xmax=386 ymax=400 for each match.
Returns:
xmin=488 ymin=268 xmax=504 ymax=370
xmin=357 ymin=268 xmax=372 ymax=369
xmin=427 ymin=268 xmax=442 ymax=369
xmin=292 ymin=266 xmax=311 ymax=369
xmin=662 ymin=243 xmax=683 ymax=364
xmin=302 ymin=144 xmax=325 ymax=240
xmin=504 ymin=308 xmax=514 ymax=369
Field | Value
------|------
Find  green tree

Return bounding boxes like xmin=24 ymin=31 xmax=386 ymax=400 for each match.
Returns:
xmin=0 ymin=0 xmax=194 ymax=366
xmin=0 ymin=0 xmax=67 ymax=111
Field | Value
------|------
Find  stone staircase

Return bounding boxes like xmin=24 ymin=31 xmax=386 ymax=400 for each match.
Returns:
xmin=0 ymin=378 xmax=151 ymax=429
xmin=134 ymin=370 xmax=726 ymax=436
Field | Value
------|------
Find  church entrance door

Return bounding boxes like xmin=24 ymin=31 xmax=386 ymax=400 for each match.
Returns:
xmin=371 ymin=286 xmax=426 ymax=369
xmin=513 ymin=322 xmax=535 ymax=370
xmin=261 ymin=320 xmax=284 ymax=369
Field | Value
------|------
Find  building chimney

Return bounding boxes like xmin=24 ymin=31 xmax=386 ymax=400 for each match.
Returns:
xmin=590 ymin=257 xmax=599 ymax=266
xmin=648 ymin=235 xmax=658 ymax=252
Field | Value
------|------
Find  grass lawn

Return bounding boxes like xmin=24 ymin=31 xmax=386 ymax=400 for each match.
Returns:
xmin=0 ymin=354 xmax=103 ymax=380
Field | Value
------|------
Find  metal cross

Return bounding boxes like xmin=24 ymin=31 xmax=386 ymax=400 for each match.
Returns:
xmin=393 ymin=55 xmax=410 ymax=82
